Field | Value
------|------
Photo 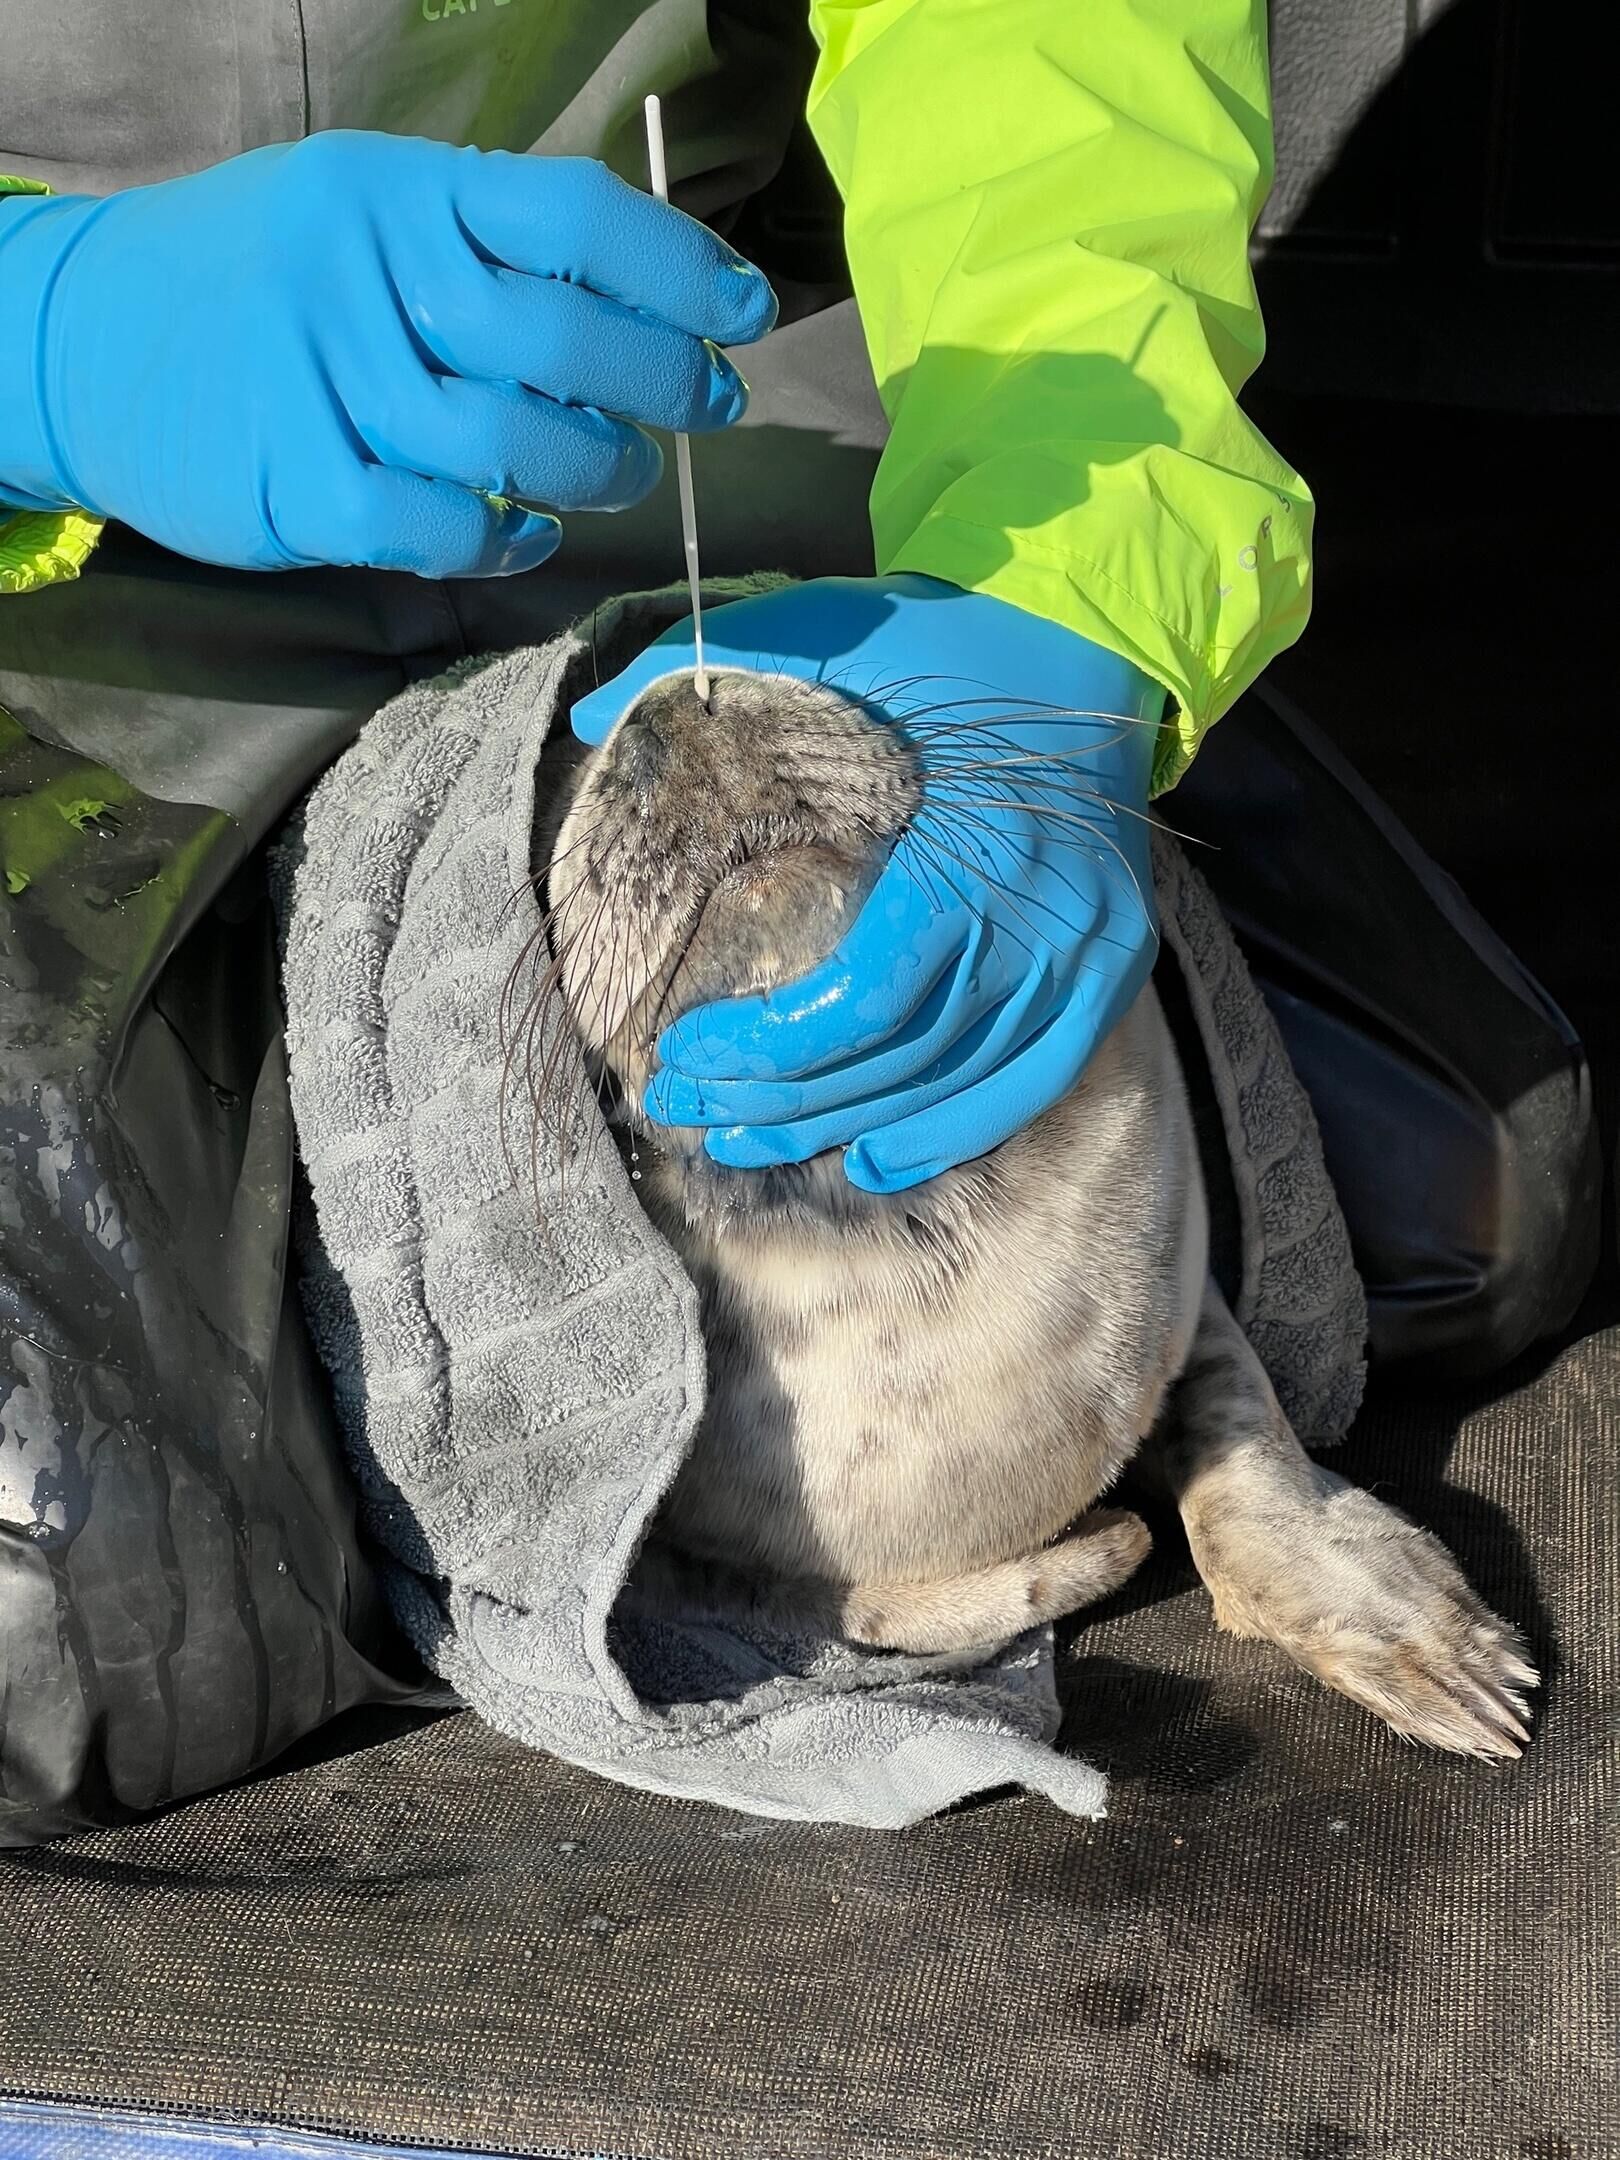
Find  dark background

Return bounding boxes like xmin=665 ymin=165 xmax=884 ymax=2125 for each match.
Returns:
xmin=1250 ymin=0 xmax=1618 ymax=1346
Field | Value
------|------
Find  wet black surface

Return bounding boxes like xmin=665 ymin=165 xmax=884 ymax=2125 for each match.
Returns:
xmin=0 ymin=720 xmax=440 ymax=1843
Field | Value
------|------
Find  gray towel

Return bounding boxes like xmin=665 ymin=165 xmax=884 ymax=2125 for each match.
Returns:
xmin=1151 ymin=830 xmax=1368 ymax=1447
xmin=277 ymin=583 xmax=1365 ymax=1830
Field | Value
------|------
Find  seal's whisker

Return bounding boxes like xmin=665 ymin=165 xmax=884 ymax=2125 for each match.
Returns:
xmin=920 ymin=794 xmax=1150 ymax=926
xmin=912 ymin=786 xmax=1159 ymax=946
xmin=903 ymin=816 xmax=1049 ymax=965
xmin=495 ymin=817 xmax=606 ymax=929
xmin=912 ymin=740 xmax=1131 ymax=778
xmin=902 ymin=825 xmax=1054 ymax=972
xmin=522 ymin=873 xmax=619 ymax=1197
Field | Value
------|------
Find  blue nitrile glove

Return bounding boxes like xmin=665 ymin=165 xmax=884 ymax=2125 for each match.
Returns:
xmin=0 ymin=132 xmax=775 ymax=576
xmin=571 ymin=576 xmax=1164 ymax=1194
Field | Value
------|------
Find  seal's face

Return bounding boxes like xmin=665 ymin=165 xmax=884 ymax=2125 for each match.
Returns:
xmin=548 ymin=668 xmax=919 ymax=1134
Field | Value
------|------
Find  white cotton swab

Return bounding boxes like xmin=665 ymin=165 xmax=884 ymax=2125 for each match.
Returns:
xmin=643 ymin=94 xmax=710 ymax=706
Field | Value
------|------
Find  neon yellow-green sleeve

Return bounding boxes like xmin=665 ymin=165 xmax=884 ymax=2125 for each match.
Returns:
xmin=0 ymin=175 xmax=105 ymax=597
xmin=804 ymin=0 xmax=1311 ymax=791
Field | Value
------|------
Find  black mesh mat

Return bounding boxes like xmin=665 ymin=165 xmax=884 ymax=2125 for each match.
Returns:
xmin=1 ymin=1330 xmax=1614 ymax=2160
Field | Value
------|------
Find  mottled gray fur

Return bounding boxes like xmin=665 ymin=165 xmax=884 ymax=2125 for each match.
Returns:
xmin=540 ymin=669 xmax=1536 ymax=1758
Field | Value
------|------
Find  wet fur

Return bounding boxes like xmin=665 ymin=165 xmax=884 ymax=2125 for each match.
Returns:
xmin=536 ymin=669 xmax=1536 ymax=1758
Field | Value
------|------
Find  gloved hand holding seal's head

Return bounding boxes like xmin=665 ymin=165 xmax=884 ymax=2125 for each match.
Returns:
xmin=572 ymin=574 xmax=1165 ymax=1193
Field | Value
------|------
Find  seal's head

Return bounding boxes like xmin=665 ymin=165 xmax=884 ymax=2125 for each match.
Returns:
xmin=545 ymin=667 xmax=919 ymax=1206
